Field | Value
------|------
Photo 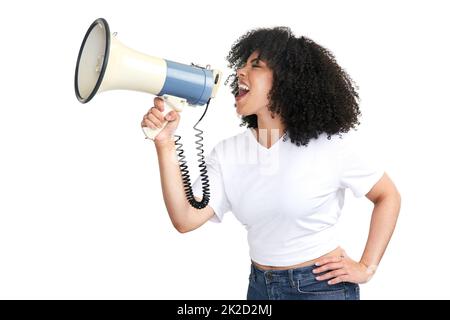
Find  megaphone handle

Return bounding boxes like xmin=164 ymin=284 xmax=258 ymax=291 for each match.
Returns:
xmin=142 ymin=95 xmax=186 ymax=140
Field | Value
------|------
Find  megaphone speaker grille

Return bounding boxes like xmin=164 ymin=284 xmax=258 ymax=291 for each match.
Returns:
xmin=74 ymin=18 xmax=111 ymax=103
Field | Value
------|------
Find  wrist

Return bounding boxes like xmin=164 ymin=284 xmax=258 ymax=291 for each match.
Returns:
xmin=360 ymin=261 xmax=378 ymax=281
xmin=154 ymin=138 xmax=174 ymax=150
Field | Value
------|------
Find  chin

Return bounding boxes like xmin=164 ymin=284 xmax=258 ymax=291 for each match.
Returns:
xmin=235 ymin=103 xmax=244 ymax=116
xmin=236 ymin=103 xmax=252 ymax=116
xmin=236 ymin=109 xmax=249 ymax=117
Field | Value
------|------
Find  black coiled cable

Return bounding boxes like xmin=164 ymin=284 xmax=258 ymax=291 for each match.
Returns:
xmin=173 ymin=99 xmax=211 ymax=209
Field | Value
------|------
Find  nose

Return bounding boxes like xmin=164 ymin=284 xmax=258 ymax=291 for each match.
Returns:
xmin=238 ymin=61 xmax=251 ymax=74
xmin=237 ymin=66 xmax=247 ymax=80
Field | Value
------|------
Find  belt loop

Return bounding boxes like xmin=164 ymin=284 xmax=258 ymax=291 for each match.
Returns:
xmin=288 ymin=269 xmax=295 ymax=288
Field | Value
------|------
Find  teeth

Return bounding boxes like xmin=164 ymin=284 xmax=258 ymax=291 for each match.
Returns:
xmin=238 ymin=83 xmax=250 ymax=91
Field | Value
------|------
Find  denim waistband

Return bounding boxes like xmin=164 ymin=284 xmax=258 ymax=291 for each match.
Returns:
xmin=252 ymin=262 xmax=316 ymax=274
xmin=250 ymin=262 xmax=317 ymax=284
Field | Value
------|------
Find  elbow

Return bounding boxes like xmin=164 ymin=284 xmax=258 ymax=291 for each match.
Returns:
xmin=173 ymin=221 xmax=192 ymax=234
xmin=175 ymin=225 xmax=191 ymax=234
xmin=169 ymin=207 xmax=195 ymax=234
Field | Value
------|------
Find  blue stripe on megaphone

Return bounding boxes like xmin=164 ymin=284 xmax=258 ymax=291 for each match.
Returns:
xmin=158 ymin=60 xmax=214 ymax=105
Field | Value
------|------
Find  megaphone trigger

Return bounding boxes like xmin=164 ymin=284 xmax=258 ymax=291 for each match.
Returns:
xmin=161 ymin=94 xmax=187 ymax=112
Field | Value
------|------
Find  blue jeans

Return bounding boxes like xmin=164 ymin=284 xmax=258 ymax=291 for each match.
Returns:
xmin=247 ymin=263 xmax=360 ymax=300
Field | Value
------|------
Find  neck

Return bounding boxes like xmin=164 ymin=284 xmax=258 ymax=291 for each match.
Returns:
xmin=254 ymin=112 xmax=286 ymax=148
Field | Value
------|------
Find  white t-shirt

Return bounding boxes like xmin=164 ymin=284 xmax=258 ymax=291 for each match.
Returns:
xmin=192 ymin=128 xmax=384 ymax=266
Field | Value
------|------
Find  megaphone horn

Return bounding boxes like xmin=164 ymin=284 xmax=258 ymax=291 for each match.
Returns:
xmin=75 ymin=18 xmax=221 ymax=104
xmin=74 ymin=18 xmax=222 ymax=140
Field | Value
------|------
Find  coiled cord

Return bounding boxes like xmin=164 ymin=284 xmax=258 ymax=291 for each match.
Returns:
xmin=173 ymin=99 xmax=211 ymax=209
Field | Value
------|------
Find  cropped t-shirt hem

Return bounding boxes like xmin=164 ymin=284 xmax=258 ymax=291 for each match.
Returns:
xmin=249 ymin=241 xmax=341 ymax=267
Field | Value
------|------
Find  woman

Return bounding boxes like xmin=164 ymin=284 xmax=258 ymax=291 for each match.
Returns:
xmin=142 ymin=27 xmax=401 ymax=300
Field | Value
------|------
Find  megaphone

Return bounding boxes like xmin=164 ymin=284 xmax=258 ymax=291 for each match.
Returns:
xmin=74 ymin=18 xmax=222 ymax=140
xmin=74 ymin=18 xmax=221 ymax=210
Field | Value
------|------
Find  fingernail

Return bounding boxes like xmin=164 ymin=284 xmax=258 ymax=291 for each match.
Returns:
xmin=315 ymin=262 xmax=321 ymax=266
xmin=316 ymin=276 xmax=321 ymax=280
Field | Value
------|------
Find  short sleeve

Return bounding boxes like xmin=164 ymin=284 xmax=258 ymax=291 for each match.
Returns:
xmin=192 ymin=145 xmax=231 ymax=223
xmin=338 ymin=134 xmax=385 ymax=198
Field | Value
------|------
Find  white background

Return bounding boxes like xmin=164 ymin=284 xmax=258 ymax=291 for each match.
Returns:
xmin=0 ymin=0 xmax=449 ymax=299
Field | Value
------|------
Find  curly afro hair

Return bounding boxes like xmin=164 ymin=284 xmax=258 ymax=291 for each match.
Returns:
xmin=225 ymin=27 xmax=361 ymax=146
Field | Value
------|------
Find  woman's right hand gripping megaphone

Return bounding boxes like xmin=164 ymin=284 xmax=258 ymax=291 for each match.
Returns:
xmin=141 ymin=97 xmax=181 ymax=145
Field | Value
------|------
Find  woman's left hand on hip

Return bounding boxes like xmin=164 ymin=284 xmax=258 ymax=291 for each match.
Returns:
xmin=312 ymin=250 xmax=376 ymax=285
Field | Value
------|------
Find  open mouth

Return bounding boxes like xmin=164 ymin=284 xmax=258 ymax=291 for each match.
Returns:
xmin=236 ymin=84 xmax=250 ymax=100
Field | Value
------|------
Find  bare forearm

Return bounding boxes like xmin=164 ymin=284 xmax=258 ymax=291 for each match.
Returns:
xmin=154 ymin=140 xmax=189 ymax=228
xmin=360 ymin=193 xmax=401 ymax=269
